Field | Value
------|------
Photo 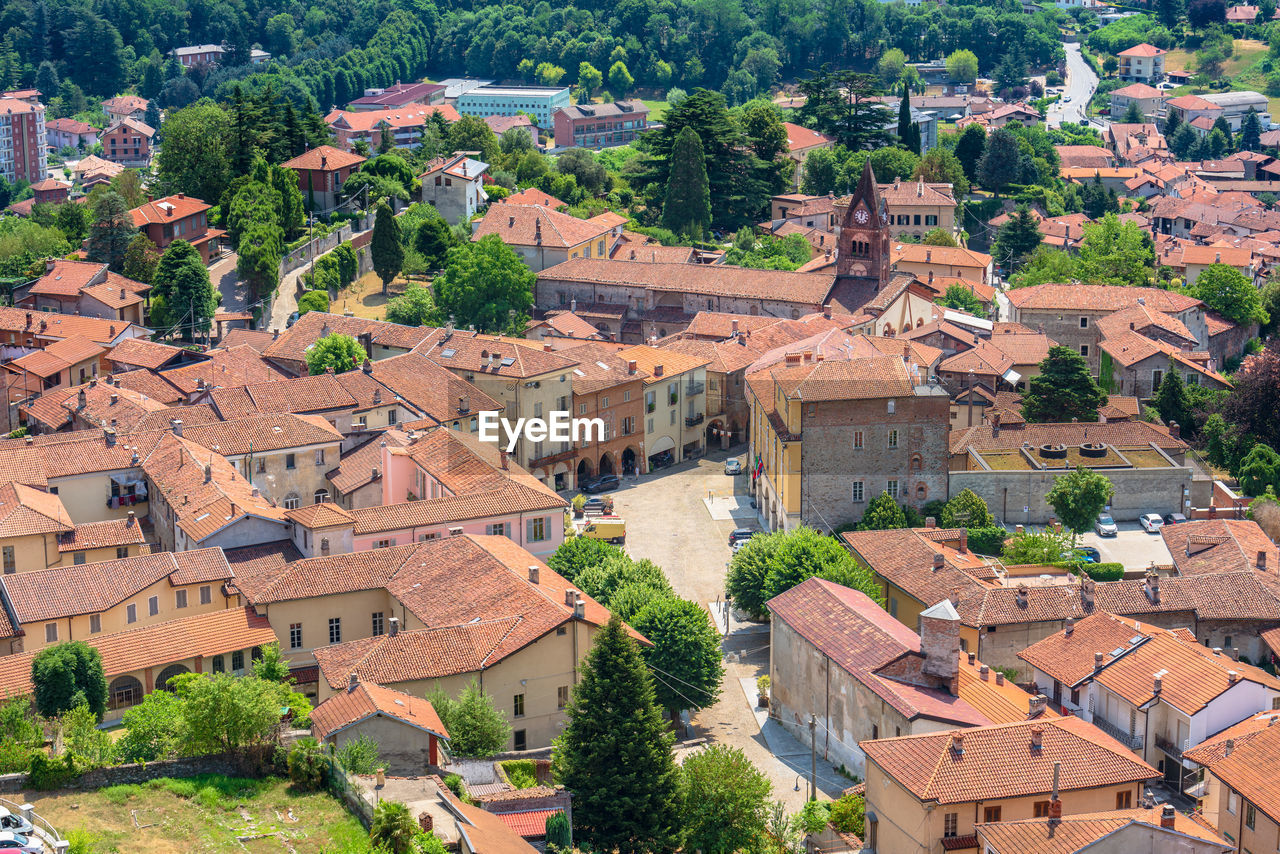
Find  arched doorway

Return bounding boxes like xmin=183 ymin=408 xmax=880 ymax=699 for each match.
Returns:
xmin=621 ymin=446 xmax=638 ymax=476
xmin=598 ymin=453 xmax=615 ymax=476
xmin=109 ymin=675 xmax=143 ymax=711
xmin=576 ymin=457 xmax=594 ymax=487
xmin=156 ymin=663 xmax=190 ymax=691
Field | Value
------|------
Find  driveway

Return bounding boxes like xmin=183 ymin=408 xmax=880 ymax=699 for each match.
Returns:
xmin=608 ymin=449 xmax=849 ymax=808
xmin=1047 ymin=43 xmax=1099 ymax=128
xmin=1078 ymin=521 xmax=1173 ymax=569
xmin=209 ymin=250 xmax=249 ymax=314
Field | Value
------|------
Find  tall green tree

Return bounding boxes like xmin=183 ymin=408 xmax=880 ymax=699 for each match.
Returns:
xmin=936 ymin=284 xmax=986 ymax=317
xmin=859 ymin=491 xmax=908 ymax=530
xmin=1076 ymin=214 xmax=1154 ymax=287
xmin=413 ymin=217 xmax=454 ymax=270
xmin=384 ymin=283 xmax=438 ymax=327
xmin=978 ymin=127 xmax=1021 ymax=195
xmin=1045 ymin=467 xmax=1116 ymax=538
xmin=371 ymin=202 xmax=404 ymax=296
xmin=726 ymin=527 xmax=881 ymax=619
xmin=426 ymin=679 xmax=511 ymax=757
xmin=954 ymin=124 xmax=987 ymax=184
xmin=1021 ymin=346 xmax=1108 ymax=423
xmin=236 ymin=221 xmax=283 ymax=303
xmin=84 ymin=191 xmax=136 ymax=272
xmin=679 ymin=745 xmax=772 ymax=854
xmin=122 ymin=233 xmax=161 ymax=284
xmin=32 ymin=641 xmax=108 ymax=721
xmin=151 ymin=239 xmax=216 ymax=338
xmin=554 ymin=615 xmax=681 ymax=854
xmin=155 ymin=99 xmax=233 ymax=204
xmin=630 ymin=597 xmax=723 ymax=723
xmin=914 ymin=148 xmax=969 ymax=196
xmin=660 ymin=126 xmax=712 ymax=240
xmin=1122 ymin=101 xmax=1145 ymax=124
xmin=638 ymin=89 xmax=771 ymax=230
xmin=1192 ymin=263 xmax=1269 ymax=325
xmin=946 ymin=49 xmax=980 ymax=84
xmin=941 ymin=489 xmax=994 ymax=528
xmin=795 ymin=67 xmax=892 ymax=151
xmin=993 ymin=205 xmax=1043 ymax=270
xmin=432 ymin=235 xmax=534 ymax=334
xmin=1154 ymin=362 xmax=1193 ymax=430
xmin=1241 ymin=107 xmax=1263 ymax=152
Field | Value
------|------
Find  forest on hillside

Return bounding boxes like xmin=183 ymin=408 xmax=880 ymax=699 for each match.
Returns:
xmin=0 ymin=0 xmax=1063 ymax=114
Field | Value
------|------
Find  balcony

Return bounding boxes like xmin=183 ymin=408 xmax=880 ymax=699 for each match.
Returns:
xmin=1156 ymin=733 xmax=1192 ymax=760
xmin=685 ymin=413 xmax=704 ymax=427
xmin=685 ymin=380 xmax=705 ymax=396
xmin=1093 ymin=715 xmax=1144 ymax=751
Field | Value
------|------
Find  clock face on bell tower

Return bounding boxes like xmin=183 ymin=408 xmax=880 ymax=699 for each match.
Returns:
xmin=835 ymin=158 xmax=891 ymax=287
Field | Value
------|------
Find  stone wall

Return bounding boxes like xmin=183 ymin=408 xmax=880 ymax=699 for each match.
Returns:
xmin=950 ymin=464 xmax=1193 ymax=524
xmin=801 ymin=391 xmax=950 ymax=530
xmin=0 ymin=753 xmax=246 ymax=794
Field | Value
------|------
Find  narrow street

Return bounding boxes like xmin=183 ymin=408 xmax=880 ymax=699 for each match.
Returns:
xmin=1047 ymin=42 xmax=1100 ymax=128
xmin=610 ymin=450 xmax=851 ymax=809
xmin=209 ymin=251 xmax=249 ymax=314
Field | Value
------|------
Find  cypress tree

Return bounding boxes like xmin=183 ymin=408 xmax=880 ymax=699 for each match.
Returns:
xmin=1241 ymin=107 xmax=1263 ymax=152
xmin=555 ymin=615 xmax=681 ymax=854
xmin=897 ymin=89 xmax=913 ymax=148
xmin=371 ymin=201 xmax=403 ymax=295
xmin=660 ymin=126 xmax=711 ymax=241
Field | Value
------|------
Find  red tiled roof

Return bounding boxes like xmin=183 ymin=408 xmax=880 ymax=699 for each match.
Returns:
xmin=537 ymin=257 xmax=837 ymax=306
xmin=281 ymin=145 xmax=367 ymax=172
xmin=108 ymin=338 xmax=188 ymax=370
xmin=861 ymin=717 xmax=1157 ymax=805
xmin=0 ymin=481 xmax=73 ymax=537
xmin=57 ymin=517 xmax=147 ymax=552
xmin=975 ymin=808 xmax=1230 ymax=854
xmin=782 ymin=122 xmax=833 ymax=152
xmin=472 ymin=204 xmax=611 ymax=250
xmin=130 ymin=194 xmax=210 ymax=227
xmin=311 ymin=680 xmax=448 ymax=741
xmin=494 ymin=809 xmax=563 ymax=838
xmin=1119 ymin=43 xmax=1167 ymax=57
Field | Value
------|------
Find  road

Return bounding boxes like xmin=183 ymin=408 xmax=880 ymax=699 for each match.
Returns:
xmin=209 ymin=251 xmax=249 ymax=314
xmin=267 ymin=262 xmax=311 ymax=332
xmin=1047 ymin=43 xmax=1100 ymax=128
xmin=609 ymin=449 xmax=851 ymax=809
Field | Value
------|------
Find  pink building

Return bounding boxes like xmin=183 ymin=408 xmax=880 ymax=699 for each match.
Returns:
xmin=347 ymin=428 xmax=567 ymax=557
xmin=0 ymin=90 xmax=47 ymax=184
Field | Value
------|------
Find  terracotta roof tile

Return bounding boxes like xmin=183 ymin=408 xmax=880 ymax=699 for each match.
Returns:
xmin=417 ymin=328 xmax=578 ymax=379
xmin=181 ymin=413 xmax=342 ymax=456
xmin=262 ymin=312 xmax=434 ymax=368
xmin=109 ymin=369 xmax=186 ymax=404
xmin=108 ymin=338 xmax=189 ymax=371
xmin=281 ymin=145 xmax=367 ymax=172
xmin=0 ymin=548 xmax=230 ymax=623
xmin=57 ymin=517 xmax=147 ymax=552
xmin=538 ymin=257 xmax=837 ymax=305
xmin=327 ymin=431 xmax=410 ymax=496
xmin=1162 ymin=518 xmax=1278 ymax=576
xmin=314 ymin=619 xmax=521 ymax=687
xmin=0 ymin=481 xmax=73 ymax=538
xmin=164 ymin=345 xmax=290 ymax=395
xmin=285 ymin=501 xmax=354 ymax=528
xmin=1183 ymin=720 xmax=1280 ymax=824
xmin=1007 ymin=284 xmax=1202 ymax=313
xmin=130 ymin=194 xmax=209 ymax=227
xmin=976 ymin=807 xmax=1230 ymax=853
xmin=369 ymin=353 xmax=503 ymax=422
xmin=472 ymin=205 xmax=611 ymax=250
xmin=861 ymin=717 xmax=1157 ymax=804
xmin=311 ymin=680 xmax=448 ymax=740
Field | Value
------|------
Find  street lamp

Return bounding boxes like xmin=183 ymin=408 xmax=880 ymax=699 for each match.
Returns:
xmin=794 ymin=775 xmax=803 ymax=792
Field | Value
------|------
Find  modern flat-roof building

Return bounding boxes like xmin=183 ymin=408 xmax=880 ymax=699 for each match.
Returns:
xmin=552 ymin=101 xmax=649 ymax=149
xmin=456 ymin=86 xmax=572 ymax=129
xmin=0 ymin=91 xmax=47 ymax=184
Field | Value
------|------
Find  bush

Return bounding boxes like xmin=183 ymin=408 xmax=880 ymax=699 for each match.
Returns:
xmin=1082 ymin=561 xmax=1125 ymax=581
xmin=443 ymin=773 xmax=467 ymax=799
xmin=500 ymin=759 xmax=537 ymax=786
xmin=371 ymin=800 xmax=419 ymax=854
xmin=966 ymin=526 xmax=1008 ymax=556
xmin=829 ymin=793 xmax=866 ymax=837
xmin=545 ymin=810 xmax=572 ymax=851
xmin=334 ymin=242 xmax=358 ymax=285
xmin=64 ymin=828 xmax=103 ymax=854
xmin=0 ymin=741 xmax=35 ymax=773
xmin=298 ymin=290 xmax=330 ymax=315
xmin=28 ymin=752 xmax=78 ymax=790
xmin=287 ymin=738 xmax=329 ymax=791
xmin=795 ymin=800 xmax=830 ymax=834
xmin=336 ymin=734 xmax=381 ymax=775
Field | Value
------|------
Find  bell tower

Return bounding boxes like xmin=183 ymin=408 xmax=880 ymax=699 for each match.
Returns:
xmin=836 ymin=158 xmax=891 ymax=287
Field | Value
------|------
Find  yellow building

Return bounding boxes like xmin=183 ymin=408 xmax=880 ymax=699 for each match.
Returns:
xmin=0 ymin=481 xmax=147 ymax=574
xmin=0 ymin=607 xmax=277 ymax=722
xmin=618 ymin=343 xmax=710 ymax=468
xmin=232 ymin=533 xmax=635 ymax=750
xmin=0 ymin=548 xmax=236 ymax=654
xmin=470 ymin=204 xmax=617 ymax=273
xmin=861 ymin=717 xmax=1158 ymax=853
xmin=1184 ymin=712 xmax=1280 ymax=853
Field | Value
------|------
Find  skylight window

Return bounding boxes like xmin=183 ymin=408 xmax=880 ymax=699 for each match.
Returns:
xmin=441 ymin=348 xmax=456 ymax=358
xmin=500 ymin=357 xmax=515 ymax=367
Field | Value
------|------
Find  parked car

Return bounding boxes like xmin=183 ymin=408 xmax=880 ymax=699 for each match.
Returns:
xmin=581 ymin=496 xmax=612 ymax=514
xmin=0 ymin=810 xmax=32 ymax=838
xmin=286 ymin=311 xmax=299 ymax=328
xmin=724 ymin=458 xmax=743 ymax=475
xmin=729 ymin=528 xmax=761 ymax=546
xmin=0 ymin=833 xmax=39 ymax=854
xmin=1140 ymin=513 xmax=1164 ymax=533
xmin=1162 ymin=512 xmax=1188 ymax=526
xmin=582 ymin=474 xmax=620 ymax=494
xmin=1095 ymin=514 xmax=1118 ymax=537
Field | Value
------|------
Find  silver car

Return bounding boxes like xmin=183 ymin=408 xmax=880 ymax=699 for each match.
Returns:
xmin=1094 ymin=514 xmax=1118 ymax=537
xmin=0 ymin=809 xmax=32 ymax=838
xmin=1140 ymin=513 xmax=1164 ymax=534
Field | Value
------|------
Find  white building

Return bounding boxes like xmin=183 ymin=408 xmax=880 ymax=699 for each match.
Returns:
xmin=1202 ymin=91 xmax=1272 ymax=132
xmin=456 ymin=86 xmax=572 ymax=129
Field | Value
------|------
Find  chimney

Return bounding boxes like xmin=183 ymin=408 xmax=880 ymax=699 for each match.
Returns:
xmin=654 ymin=364 xmax=664 ymax=377
xmin=1029 ymin=694 xmax=1048 ymax=717
xmin=1030 ymin=725 xmax=1044 ymax=751
xmin=731 ymin=319 xmax=739 ymax=335
xmin=499 ymin=450 xmax=509 ymax=470
xmin=203 ymin=464 xmax=212 ymax=483
xmin=992 ymin=411 xmax=1001 ymax=438
xmin=980 ymin=664 xmax=990 ymax=680
xmin=1153 ymin=673 xmax=1163 ymax=694
xmin=926 ymin=249 xmax=932 ymax=263
xmin=1225 ymin=738 xmax=1235 ymax=756
xmin=932 ymin=552 xmax=945 ymax=572
xmin=171 ymin=418 xmax=183 ymax=437
xmin=362 ymin=358 xmax=373 ymax=374
xmin=77 ymin=389 xmax=86 ymax=409
xmin=926 ymin=516 xmax=937 ymax=529
xmin=919 ymin=599 xmax=961 ymax=693
xmin=1049 ymin=762 xmax=1062 ymax=822
xmin=1169 ymin=420 xmax=1180 ymax=440
xmin=459 ymin=396 xmax=470 ymax=414
xmin=1230 ymin=647 xmax=1240 ymax=661
xmin=959 ymin=530 xmax=968 ymax=553
xmin=543 ymin=342 xmax=553 ymax=352
xmin=1160 ymin=805 xmax=1176 ymax=829
xmin=372 ymin=466 xmax=379 ymax=480
xmin=996 ymin=671 xmax=1005 ymax=685
xmin=1259 ymin=550 xmax=1268 ymax=571
xmin=950 ymin=732 xmax=964 ymax=756
xmin=1094 ymin=651 xmax=1105 ymax=671
xmin=388 ymin=617 xmax=399 ymax=637
xmin=574 ymin=597 xmax=585 ymax=618
xmin=967 ymin=652 xmax=976 ymax=665
xmin=823 ymin=304 xmax=832 ymax=319
xmin=627 ymin=359 xmax=637 ymax=375
xmin=1144 ymin=570 xmax=1160 ymax=604
xmin=348 ymin=672 xmax=359 ymax=692
xmin=571 ymin=298 xmax=577 ymax=313
xmin=103 ymin=426 xmax=116 ymax=446
xmin=528 ymin=565 xmax=540 ymax=584
xmin=1016 ymin=583 xmax=1028 ymax=607
xmin=1064 ymin=617 xmax=1075 ymax=636
xmin=251 ymin=486 xmax=260 ymax=498
xmin=1228 ymin=670 xmax=1239 ymax=683
xmin=1082 ymin=576 xmax=1095 ymax=611
xmin=321 ymin=537 xmax=330 ymax=555
xmin=565 ymin=589 xmax=576 ymax=606
xmin=273 ymin=329 xmax=279 ymax=340
xmin=109 ymin=393 xmax=118 ymax=405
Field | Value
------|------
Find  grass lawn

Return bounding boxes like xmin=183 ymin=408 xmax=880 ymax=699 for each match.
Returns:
xmin=639 ymin=99 xmax=668 ymax=122
xmin=21 ymin=775 xmax=371 ymax=854
xmin=331 ymin=272 xmax=423 ymax=321
xmin=1164 ymin=38 xmax=1268 ymax=77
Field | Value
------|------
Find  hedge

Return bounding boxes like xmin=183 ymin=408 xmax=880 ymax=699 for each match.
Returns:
xmin=966 ymin=526 xmax=1008 ymax=556
xmin=1050 ymin=560 xmax=1125 ymax=581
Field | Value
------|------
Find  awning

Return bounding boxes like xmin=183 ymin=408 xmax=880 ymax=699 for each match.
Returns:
xmin=649 ymin=435 xmax=675 ymax=454
xmin=1001 ymin=368 xmax=1022 ymax=386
